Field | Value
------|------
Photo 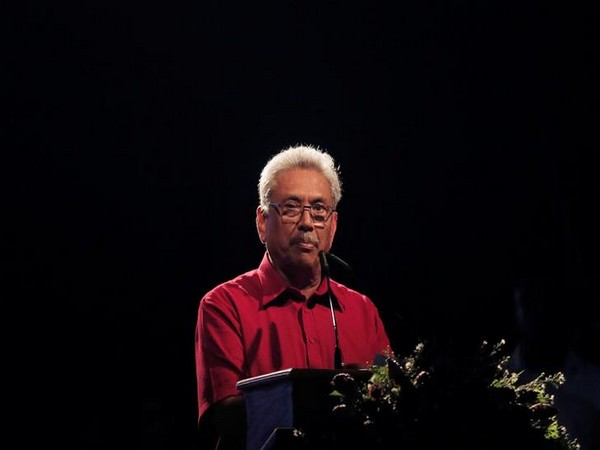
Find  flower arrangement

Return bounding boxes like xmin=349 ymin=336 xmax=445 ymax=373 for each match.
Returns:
xmin=311 ymin=340 xmax=580 ymax=450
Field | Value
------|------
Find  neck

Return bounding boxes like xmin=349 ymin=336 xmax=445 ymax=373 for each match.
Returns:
xmin=267 ymin=251 xmax=322 ymax=298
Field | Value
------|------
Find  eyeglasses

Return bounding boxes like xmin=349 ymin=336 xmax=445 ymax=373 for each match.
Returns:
xmin=269 ymin=201 xmax=335 ymax=226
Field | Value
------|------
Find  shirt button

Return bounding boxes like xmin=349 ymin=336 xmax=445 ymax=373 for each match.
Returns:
xmin=309 ymin=337 xmax=317 ymax=344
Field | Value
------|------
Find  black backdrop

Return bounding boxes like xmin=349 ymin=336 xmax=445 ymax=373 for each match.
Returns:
xmin=6 ymin=2 xmax=598 ymax=449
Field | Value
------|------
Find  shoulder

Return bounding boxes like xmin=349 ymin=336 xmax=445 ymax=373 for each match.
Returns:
xmin=330 ymin=279 xmax=377 ymax=308
xmin=330 ymin=279 xmax=368 ymax=298
xmin=201 ymin=268 xmax=262 ymax=306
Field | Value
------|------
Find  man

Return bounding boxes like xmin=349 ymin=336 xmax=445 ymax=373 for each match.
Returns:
xmin=195 ymin=144 xmax=392 ymax=449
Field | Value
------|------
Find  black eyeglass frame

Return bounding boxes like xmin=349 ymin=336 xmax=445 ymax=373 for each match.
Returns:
xmin=268 ymin=201 xmax=335 ymax=225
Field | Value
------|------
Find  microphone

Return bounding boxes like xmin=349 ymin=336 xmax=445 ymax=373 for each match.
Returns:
xmin=323 ymin=251 xmax=353 ymax=272
xmin=319 ymin=250 xmax=343 ymax=369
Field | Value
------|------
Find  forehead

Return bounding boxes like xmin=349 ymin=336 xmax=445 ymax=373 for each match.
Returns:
xmin=273 ymin=168 xmax=332 ymax=201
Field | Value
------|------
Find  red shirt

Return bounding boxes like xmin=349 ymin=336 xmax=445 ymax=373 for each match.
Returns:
xmin=195 ymin=252 xmax=391 ymax=422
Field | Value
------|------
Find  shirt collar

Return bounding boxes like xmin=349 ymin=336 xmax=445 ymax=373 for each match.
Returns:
xmin=257 ymin=252 xmax=343 ymax=311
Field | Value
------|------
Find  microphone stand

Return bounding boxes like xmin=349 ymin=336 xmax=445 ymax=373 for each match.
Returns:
xmin=319 ymin=251 xmax=343 ymax=369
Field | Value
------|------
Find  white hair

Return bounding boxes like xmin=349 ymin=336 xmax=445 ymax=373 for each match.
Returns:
xmin=258 ymin=144 xmax=343 ymax=212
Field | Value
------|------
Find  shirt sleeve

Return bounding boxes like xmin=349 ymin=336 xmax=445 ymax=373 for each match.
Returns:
xmin=373 ymin=304 xmax=393 ymax=358
xmin=195 ymin=285 xmax=246 ymax=422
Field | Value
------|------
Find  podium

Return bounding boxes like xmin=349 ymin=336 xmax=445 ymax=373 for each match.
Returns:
xmin=236 ymin=368 xmax=371 ymax=450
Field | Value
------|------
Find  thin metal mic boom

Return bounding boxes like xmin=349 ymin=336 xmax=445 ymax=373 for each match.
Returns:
xmin=319 ymin=250 xmax=343 ymax=369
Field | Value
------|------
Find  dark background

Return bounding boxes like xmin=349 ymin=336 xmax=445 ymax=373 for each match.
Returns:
xmin=6 ymin=1 xmax=598 ymax=449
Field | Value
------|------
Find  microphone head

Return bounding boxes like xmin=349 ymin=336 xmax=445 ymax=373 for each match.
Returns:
xmin=326 ymin=252 xmax=353 ymax=272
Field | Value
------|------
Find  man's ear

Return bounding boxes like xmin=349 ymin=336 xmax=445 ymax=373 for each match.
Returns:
xmin=326 ymin=211 xmax=338 ymax=250
xmin=256 ymin=206 xmax=267 ymax=244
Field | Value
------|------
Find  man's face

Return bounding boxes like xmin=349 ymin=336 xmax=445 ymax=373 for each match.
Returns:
xmin=256 ymin=167 xmax=338 ymax=273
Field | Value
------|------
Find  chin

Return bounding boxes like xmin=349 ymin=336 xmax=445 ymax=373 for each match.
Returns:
xmin=292 ymin=250 xmax=317 ymax=265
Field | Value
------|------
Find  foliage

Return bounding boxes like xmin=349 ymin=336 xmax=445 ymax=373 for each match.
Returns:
xmin=306 ymin=340 xmax=580 ymax=450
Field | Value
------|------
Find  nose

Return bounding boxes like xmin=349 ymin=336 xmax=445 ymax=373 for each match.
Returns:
xmin=297 ymin=206 xmax=316 ymax=228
